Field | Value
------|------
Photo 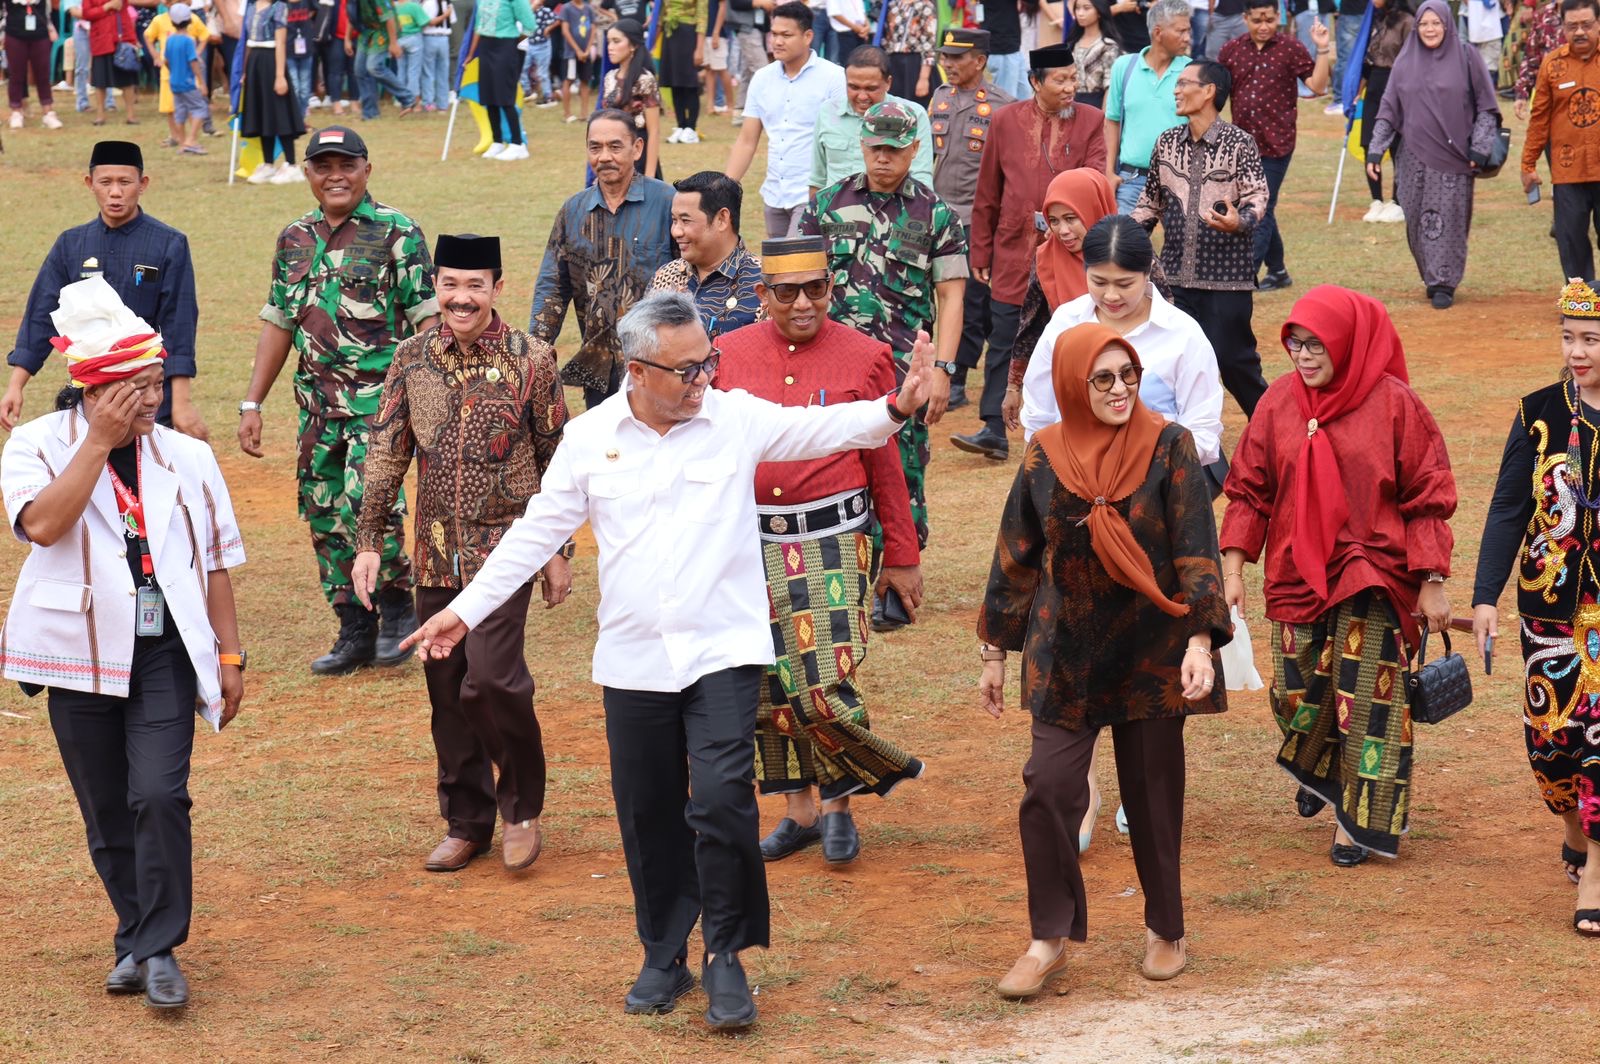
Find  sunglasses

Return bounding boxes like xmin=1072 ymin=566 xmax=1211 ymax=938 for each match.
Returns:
xmin=634 ymin=348 xmax=721 ymax=384
xmin=1086 ymin=365 xmax=1144 ymax=392
xmin=1284 ymin=336 xmax=1327 ymax=356
xmin=767 ymin=278 xmax=831 ymax=304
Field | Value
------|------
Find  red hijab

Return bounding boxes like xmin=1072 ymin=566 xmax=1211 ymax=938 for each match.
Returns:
xmin=1037 ymin=322 xmax=1188 ymax=617
xmin=1282 ymin=285 xmax=1410 ymax=598
xmin=1034 ymin=170 xmax=1117 ymax=309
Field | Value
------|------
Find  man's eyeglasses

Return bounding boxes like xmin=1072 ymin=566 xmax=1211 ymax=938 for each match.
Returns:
xmin=1086 ymin=365 xmax=1144 ymax=392
xmin=1284 ymin=336 xmax=1327 ymax=356
xmin=634 ymin=348 xmax=721 ymax=384
xmin=767 ymin=278 xmax=831 ymax=304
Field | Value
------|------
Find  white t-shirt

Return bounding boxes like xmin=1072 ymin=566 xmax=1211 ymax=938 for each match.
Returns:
xmin=826 ymin=0 xmax=865 ymax=35
xmin=1465 ymin=0 xmax=1502 ymax=45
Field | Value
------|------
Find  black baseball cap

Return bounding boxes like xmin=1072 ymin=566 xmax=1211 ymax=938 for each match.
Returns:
xmin=304 ymin=126 xmax=369 ymax=160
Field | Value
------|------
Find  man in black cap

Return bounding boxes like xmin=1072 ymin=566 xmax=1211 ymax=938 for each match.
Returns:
xmin=929 ymin=27 xmax=1013 ymax=411
xmin=352 ymin=233 xmax=572 ymax=874
xmin=4 ymin=141 xmax=206 ymax=440
xmin=239 ymin=125 xmax=439 ymax=676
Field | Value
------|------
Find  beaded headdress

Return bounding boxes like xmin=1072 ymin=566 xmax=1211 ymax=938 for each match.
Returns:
xmin=1558 ymin=277 xmax=1600 ymax=319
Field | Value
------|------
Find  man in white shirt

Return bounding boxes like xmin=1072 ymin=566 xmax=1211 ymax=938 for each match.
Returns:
xmin=725 ymin=1 xmax=847 ymax=237
xmin=403 ymin=291 xmax=935 ymax=1030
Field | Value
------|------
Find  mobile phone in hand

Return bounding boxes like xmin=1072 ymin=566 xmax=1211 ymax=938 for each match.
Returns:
xmin=1485 ymin=634 xmax=1494 ymax=676
xmin=1528 ymin=185 xmax=1541 ymax=205
xmin=1212 ymin=200 xmax=1229 ymax=215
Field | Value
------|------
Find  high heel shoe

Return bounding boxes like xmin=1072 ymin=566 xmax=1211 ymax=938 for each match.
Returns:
xmin=1078 ymin=791 xmax=1102 ymax=853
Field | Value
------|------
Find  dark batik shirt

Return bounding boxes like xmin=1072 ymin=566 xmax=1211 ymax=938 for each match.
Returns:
xmin=1132 ymin=119 xmax=1269 ymax=291
xmin=260 ymin=194 xmax=439 ymax=418
xmin=978 ymin=425 xmax=1232 ymax=729
xmin=649 ymin=238 xmax=766 ymax=337
xmin=1218 ymin=32 xmax=1317 ymax=159
xmin=357 ymin=314 xmax=568 ymax=588
xmin=11 ymin=211 xmax=199 ymax=422
xmin=529 ymin=174 xmax=677 ymax=392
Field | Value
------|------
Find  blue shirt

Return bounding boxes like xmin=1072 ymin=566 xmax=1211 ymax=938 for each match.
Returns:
xmin=650 ymin=239 xmax=765 ymax=337
xmin=165 ymin=33 xmax=199 ymax=93
xmin=10 ymin=211 xmax=200 ymax=422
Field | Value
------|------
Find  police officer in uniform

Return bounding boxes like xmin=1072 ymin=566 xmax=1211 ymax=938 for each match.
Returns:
xmin=928 ymin=29 xmax=1012 ymax=411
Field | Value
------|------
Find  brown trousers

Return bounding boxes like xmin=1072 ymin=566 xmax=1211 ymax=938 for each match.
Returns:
xmin=415 ymin=583 xmax=545 ymax=845
xmin=1019 ymin=715 xmax=1187 ymax=943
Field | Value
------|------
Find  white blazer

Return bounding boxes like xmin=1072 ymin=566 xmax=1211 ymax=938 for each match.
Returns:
xmin=1 ymin=410 xmax=247 ymax=723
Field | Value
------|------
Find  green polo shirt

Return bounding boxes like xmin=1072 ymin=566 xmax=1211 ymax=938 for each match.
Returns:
xmin=1105 ymin=48 xmax=1192 ymax=170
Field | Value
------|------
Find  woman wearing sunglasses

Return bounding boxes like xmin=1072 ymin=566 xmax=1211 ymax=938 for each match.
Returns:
xmin=1220 ymin=285 xmax=1457 ymax=868
xmin=976 ymin=321 xmax=1231 ymax=997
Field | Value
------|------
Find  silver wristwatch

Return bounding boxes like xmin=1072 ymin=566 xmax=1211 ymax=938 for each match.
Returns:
xmin=238 ymin=401 xmax=263 ymax=415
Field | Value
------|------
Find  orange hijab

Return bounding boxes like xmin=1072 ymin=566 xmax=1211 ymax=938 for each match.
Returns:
xmin=1036 ymin=322 xmax=1189 ymax=617
xmin=1034 ymin=169 xmax=1117 ymax=309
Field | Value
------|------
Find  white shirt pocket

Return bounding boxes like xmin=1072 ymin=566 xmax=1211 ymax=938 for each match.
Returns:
xmin=680 ymin=457 xmax=739 ymax=525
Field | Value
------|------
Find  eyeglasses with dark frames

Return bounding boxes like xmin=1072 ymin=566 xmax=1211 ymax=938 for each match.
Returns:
xmin=633 ymin=348 xmax=721 ymax=384
xmin=767 ymin=278 xmax=831 ymax=304
xmin=1086 ymin=364 xmax=1144 ymax=392
xmin=1283 ymin=336 xmax=1327 ymax=356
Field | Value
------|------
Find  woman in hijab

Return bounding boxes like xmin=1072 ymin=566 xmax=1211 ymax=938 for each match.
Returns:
xmin=601 ymin=19 xmax=662 ymax=178
xmin=1364 ymin=0 xmax=1502 ymax=309
xmin=977 ymin=322 xmax=1230 ymax=998
xmin=1220 ymin=285 xmax=1457 ymax=867
xmin=1471 ymin=278 xmax=1600 ymax=935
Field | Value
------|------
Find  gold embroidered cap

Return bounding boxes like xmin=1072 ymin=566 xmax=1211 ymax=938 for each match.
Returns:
xmin=1558 ymin=277 xmax=1600 ymax=318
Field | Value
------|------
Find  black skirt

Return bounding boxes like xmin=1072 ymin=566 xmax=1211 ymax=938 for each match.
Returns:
xmin=477 ymin=35 xmax=521 ymax=107
xmin=90 ymin=52 xmax=139 ymax=90
xmin=239 ymin=47 xmax=307 ymax=139
xmin=657 ymin=23 xmax=699 ymax=88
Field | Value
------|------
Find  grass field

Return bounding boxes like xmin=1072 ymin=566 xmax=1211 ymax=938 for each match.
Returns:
xmin=0 ymin=94 xmax=1594 ymax=1063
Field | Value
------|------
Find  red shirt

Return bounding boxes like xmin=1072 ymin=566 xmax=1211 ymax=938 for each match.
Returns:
xmin=83 ymin=0 xmax=136 ymax=57
xmin=714 ymin=319 xmax=920 ymax=568
xmin=1219 ymin=33 xmax=1316 ymax=160
xmin=1219 ymin=373 xmax=1456 ymax=650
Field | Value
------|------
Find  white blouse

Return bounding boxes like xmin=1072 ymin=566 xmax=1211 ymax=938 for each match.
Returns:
xmin=1019 ymin=288 xmax=1225 ymax=465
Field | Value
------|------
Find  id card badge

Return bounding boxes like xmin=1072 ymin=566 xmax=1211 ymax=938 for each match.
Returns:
xmin=136 ymin=585 xmax=166 ymax=637
xmin=24 ymin=13 xmax=37 ymax=31
xmin=294 ymin=35 xmax=308 ymax=55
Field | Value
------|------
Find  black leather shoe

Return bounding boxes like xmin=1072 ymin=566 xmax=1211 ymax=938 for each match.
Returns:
xmin=701 ymin=952 xmax=757 ymax=1030
xmin=759 ymin=817 xmax=822 ymax=862
xmin=311 ymin=604 xmax=377 ymax=675
xmin=374 ymin=591 xmax=418 ymax=667
xmin=1295 ymin=790 xmax=1326 ymax=818
xmin=142 ymin=953 xmax=189 ymax=1009
xmin=1256 ymin=269 xmax=1292 ymax=291
xmin=820 ymin=811 xmax=861 ymax=865
xmin=950 ymin=428 xmax=1009 ymax=460
xmin=105 ymin=955 xmax=145 ymax=995
xmin=624 ymin=959 xmax=695 ymax=1015
xmin=1430 ymin=288 xmax=1454 ymax=310
xmin=1330 ymin=837 xmax=1369 ymax=868
xmin=946 ymin=382 xmax=970 ymax=409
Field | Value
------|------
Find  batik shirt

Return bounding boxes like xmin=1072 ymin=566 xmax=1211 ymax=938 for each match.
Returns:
xmin=648 ymin=238 xmax=766 ymax=336
xmin=883 ymin=0 xmax=936 ymax=62
xmin=1131 ymin=119 xmax=1268 ymax=291
xmin=357 ymin=314 xmax=568 ymax=588
xmin=260 ymin=194 xmax=439 ymax=418
xmin=356 ymin=0 xmax=399 ymax=44
xmin=1518 ymin=1 xmax=1564 ymax=100
xmin=799 ymin=172 xmax=969 ymax=360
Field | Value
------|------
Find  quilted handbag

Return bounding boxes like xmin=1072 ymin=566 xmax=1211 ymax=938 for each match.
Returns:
xmin=1407 ymin=631 xmax=1473 ymax=725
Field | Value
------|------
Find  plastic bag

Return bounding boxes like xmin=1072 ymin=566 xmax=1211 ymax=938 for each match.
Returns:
xmin=1221 ymin=606 xmax=1264 ymax=692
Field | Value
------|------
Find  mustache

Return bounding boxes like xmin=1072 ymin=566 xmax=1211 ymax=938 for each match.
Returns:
xmin=445 ymin=302 xmax=480 ymax=314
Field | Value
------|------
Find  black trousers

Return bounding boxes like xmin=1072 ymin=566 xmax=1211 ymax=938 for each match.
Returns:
xmin=887 ymin=51 xmax=933 ymax=108
xmin=47 ymin=637 xmax=197 ymax=964
xmin=954 ymin=227 xmax=994 ymax=378
xmin=603 ymin=665 xmax=771 ymax=969
xmin=1553 ymin=181 xmax=1600 ymax=283
xmin=978 ymin=300 xmax=1023 ymax=433
xmin=416 ymin=583 xmax=545 ymax=845
xmin=1170 ymin=285 xmax=1268 ymax=418
xmin=1019 ymin=715 xmax=1187 ymax=943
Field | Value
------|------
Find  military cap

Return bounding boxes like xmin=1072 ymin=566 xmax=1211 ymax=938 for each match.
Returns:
xmin=861 ymin=101 xmax=920 ymax=149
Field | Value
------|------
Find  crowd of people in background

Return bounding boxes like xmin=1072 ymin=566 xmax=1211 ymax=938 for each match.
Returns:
xmin=8 ymin=0 xmax=1600 ymax=1037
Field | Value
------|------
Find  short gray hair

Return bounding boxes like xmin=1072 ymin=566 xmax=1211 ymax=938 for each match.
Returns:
xmin=617 ymin=291 xmax=704 ymax=363
xmin=1147 ymin=0 xmax=1190 ymax=33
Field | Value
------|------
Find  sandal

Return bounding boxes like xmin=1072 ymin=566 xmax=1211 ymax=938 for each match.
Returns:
xmin=1563 ymin=843 xmax=1588 ymax=886
xmin=1296 ymin=790 xmax=1327 ymax=818
xmin=1575 ymin=909 xmax=1600 ymax=937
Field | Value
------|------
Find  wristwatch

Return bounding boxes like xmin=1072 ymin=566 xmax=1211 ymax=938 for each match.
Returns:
xmin=980 ymin=643 xmax=1006 ymax=661
xmin=219 ymin=650 xmax=248 ymax=671
xmin=933 ymin=360 xmax=959 ymax=377
xmin=238 ymin=401 xmax=263 ymax=415
xmin=1424 ymin=571 xmax=1446 ymax=584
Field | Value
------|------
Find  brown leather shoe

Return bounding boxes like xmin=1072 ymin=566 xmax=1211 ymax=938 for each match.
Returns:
xmin=424 ymin=835 xmax=487 ymax=872
xmin=502 ymin=818 xmax=542 ymax=870
xmin=1141 ymin=932 xmax=1187 ymax=981
xmin=996 ymin=947 xmax=1068 ymax=998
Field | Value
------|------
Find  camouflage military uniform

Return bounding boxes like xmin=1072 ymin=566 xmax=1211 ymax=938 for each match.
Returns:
xmin=798 ymin=171 xmax=968 ymax=547
xmin=259 ymin=193 xmax=439 ymax=607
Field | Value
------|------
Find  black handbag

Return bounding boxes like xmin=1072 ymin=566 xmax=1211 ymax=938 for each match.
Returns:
xmin=1407 ymin=631 xmax=1473 ymax=725
xmin=1474 ymin=124 xmax=1512 ymax=180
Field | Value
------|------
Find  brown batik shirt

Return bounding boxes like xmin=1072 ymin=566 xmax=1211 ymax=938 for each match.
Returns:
xmin=357 ymin=314 xmax=569 ymax=588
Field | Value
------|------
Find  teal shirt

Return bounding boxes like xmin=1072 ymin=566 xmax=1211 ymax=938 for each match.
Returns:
xmin=1104 ymin=48 xmax=1192 ymax=170
xmin=476 ymin=0 xmax=538 ymax=39
xmin=395 ymin=1 xmax=428 ymax=35
xmin=810 ymin=92 xmax=935 ymax=191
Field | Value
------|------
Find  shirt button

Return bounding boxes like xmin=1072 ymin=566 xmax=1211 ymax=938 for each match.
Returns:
xmin=128 ymin=588 xmax=137 ymax=597
xmin=118 ymin=550 xmax=127 ymax=558
xmin=772 ymin=487 xmax=783 ymax=498
xmin=788 ymin=344 xmax=796 ymax=352
xmin=784 ymin=375 xmax=795 ymax=385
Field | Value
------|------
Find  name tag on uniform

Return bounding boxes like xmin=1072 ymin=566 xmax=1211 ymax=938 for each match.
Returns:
xmin=134 ymin=263 xmax=161 ymax=287
xmin=1560 ymin=80 xmax=1578 ymax=89
xmin=136 ymin=586 xmax=166 ymax=637
xmin=820 ymin=222 xmax=858 ymax=240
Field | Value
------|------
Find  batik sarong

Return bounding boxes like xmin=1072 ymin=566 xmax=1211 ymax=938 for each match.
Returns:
xmin=1521 ymin=609 xmax=1600 ymax=841
xmin=754 ymin=528 xmax=923 ymax=800
xmin=1270 ymin=589 xmax=1413 ymax=857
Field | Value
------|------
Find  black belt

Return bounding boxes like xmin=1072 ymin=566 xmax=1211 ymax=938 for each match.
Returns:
xmin=757 ymin=488 xmax=870 ymax=541
xmin=1119 ymin=164 xmax=1151 ymax=176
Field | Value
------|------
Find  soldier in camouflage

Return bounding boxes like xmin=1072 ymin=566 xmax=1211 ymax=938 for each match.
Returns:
xmin=238 ymin=126 xmax=440 ymax=674
xmin=798 ymin=100 xmax=967 ymax=627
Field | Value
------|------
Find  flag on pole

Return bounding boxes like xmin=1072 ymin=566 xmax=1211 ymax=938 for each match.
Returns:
xmin=1338 ymin=4 xmax=1381 ymax=161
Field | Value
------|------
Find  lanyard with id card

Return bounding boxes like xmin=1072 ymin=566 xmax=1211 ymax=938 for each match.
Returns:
xmin=108 ymin=449 xmax=165 ymax=637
